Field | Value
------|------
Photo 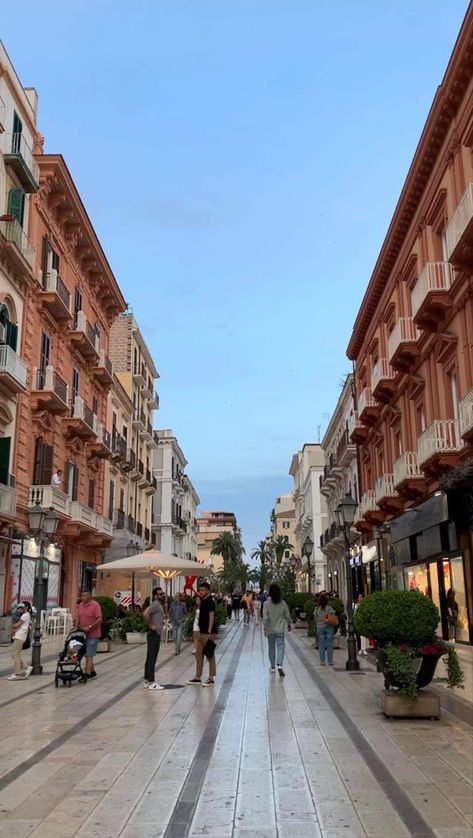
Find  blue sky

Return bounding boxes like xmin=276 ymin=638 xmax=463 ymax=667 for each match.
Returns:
xmin=2 ymin=0 xmax=469 ymax=555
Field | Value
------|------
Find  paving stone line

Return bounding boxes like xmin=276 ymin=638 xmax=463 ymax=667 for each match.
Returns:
xmin=162 ymin=624 xmax=248 ymax=838
xmin=288 ymin=632 xmax=438 ymax=838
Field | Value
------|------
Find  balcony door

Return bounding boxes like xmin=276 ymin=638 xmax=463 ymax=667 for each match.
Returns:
xmin=41 ymin=237 xmax=60 ymax=282
xmin=7 ymin=187 xmax=25 ymax=227
xmin=71 ymin=368 xmax=79 ymax=408
xmin=12 ymin=111 xmax=22 ymax=152
xmin=0 ymin=437 xmax=11 ymax=486
xmin=74 ymin=287 xmax=82 ymax=329
xmin=33 ymin=437 xmax=53 ymax=486
xmin=40 ymin=331 xmax=50 ymax=375
xmin=65 ymin=461 xmax=79 ymax=501
xmin=0 ymin=303 xmax=18 ymax=351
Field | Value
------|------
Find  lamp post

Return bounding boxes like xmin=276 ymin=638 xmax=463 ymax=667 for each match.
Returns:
xmin=28 ymin=504 xmax=59 ymax=675
xmin=303 ymin=536 xmax=314 ymax=594
xmin=335 ymin=493 xmax=359 ymax=672
xmin=126 ymin=539 xmax=140 ymax=606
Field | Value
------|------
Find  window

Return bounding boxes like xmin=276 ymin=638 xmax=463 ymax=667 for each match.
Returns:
xmin=33 ymin=438 xmax=53 ymax=486
xmin=416 ymin=404 xmax=426 ymax=436
xmin=12 ymin=111 xmax=22 ymax=148
xmin=0 ymin=304 xmax=18 ymax=351
xmin=108 ymin=480 xmax=114 ymax=521
xmin=41 ymin=237 xmax=60 ymax=281
xmin=448 ymin=371 xmax=459 ymax=424
xmin=119 ymin=488 xmax=124 ymax=511
xmin=284 ymin=550 xmax=290 ymax=559
xmin=71 ymin=368 xmax=79 ymax=405
xmin=40 ymin=331 xmax=50 ymax=373
xmin=74 ymin=287 xmax=82 ymax=328
xmin=0 ymin=436 xmax=11 ymax=486
xmin=88 ymin=479 xmax=95 ymax=510
xmin=282 ymin=521 xmax=290 ymax=529
xmin=92 ymin=395 xmax=98 ymax=416
xmin=7 ymin=187 xmax=25 ymax=226
xmin=66 ymin=461 xmax=79 ymax=500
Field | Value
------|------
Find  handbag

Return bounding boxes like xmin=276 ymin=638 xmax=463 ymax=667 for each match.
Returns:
xmin=22 ymin=632 xmax=31 ymax=650
xmin=202 ymin=638 xmax=216 ymax=659
xmin=325 ymin=612 xmax=339 ymax=628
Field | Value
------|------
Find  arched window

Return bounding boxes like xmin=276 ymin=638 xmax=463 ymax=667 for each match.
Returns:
xmin=0 ymin=304 xmax=18 ymax=351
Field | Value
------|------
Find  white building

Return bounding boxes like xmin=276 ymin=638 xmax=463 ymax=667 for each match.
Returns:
xmin=152 ymin=429 xmax=199 ymax=566
xmin=289 ymin=444 xmax=328 ymax=593
xmin=320 ymin=374 xmax=361 ymax=604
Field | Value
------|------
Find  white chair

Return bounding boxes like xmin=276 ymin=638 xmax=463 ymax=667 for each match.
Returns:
xmin=162 ymin=621 xmax=173 ymax=643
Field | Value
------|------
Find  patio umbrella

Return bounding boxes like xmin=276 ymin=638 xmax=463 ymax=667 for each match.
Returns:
xmin=97 ymin=551 xmax=213 ymax=579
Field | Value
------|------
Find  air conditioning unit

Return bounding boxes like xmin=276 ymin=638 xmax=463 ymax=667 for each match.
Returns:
xmin=0 ymin=323 xmax=6 ymax=344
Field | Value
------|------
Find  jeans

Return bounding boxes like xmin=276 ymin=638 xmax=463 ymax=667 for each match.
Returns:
xmin=144 ymin=630 xmax=161 ymax=682
xmin=317 ymin=624 xmax=334 ymax=663
xmin=172 ymin=622 xmax=183 ymax=653
xmin=268 ymin=633 xmax=285 ymax=668
xmin=243 ymin=608 xmax=250 ymax=624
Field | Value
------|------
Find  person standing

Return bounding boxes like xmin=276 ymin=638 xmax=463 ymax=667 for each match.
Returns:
xmin=263 ymin=583 xmax=291 ymax=677
xmin=143 ymin=587 xmax=166 ymax=690
xmin=314 ymin=593 xmax=335 ymax=666
xmin=253 ymin=593 xmax=261 ymax=626
xmin=7 ymin=603 xmax=32 ymax=681
xmin=242 ymin=591 xmax=253 ymax=625
xmin=192 ymin=596 xmax=201 ymax=655
xmin=169 ymin=592 xmax=187 ymax=655
xmin=187 ymin=582 xmax=216 ymax=687
xmin=51 ymin=469 xmax=63 ymax=488
xmin=232 ymin=591 xmax=241 ymax=621
xmin=76 ymin=591 xmax=102 ymax=678
xmin=224 ymin=593 xmax=232 ymax=621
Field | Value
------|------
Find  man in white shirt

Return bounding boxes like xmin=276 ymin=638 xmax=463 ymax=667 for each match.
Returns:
xmin=51 ymin=470 xmax=63 ymax=488
xmin=7 ymin=603 xmax=33 ymax=681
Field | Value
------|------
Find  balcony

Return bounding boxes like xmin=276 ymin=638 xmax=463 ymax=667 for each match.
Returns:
xmin=0 ymin=482 xmax=16 ymax=519
xmin=348 ymin=411 xmax=368 ymax=444
xmin=31 ymin=367 xmax=68 ymax=413
xmin=443 ymin=182 xmax=473 ymax=266
xmin=28 ymin=485 xmax=70 ymax=518
xmin=111 ymin=432 xmax=127 ymax=462
xmin=96 ymin=515 xmax=113 ymax=538
xmin=336 ymin=429 xmax=356 ymax=467
xmin=70 ymin=311 xmax=100 ymax=360
xmin=418 ymin=420 xmax=461 ymax=471
xmin=132 ymin=363 xmax=146 ymax=386
xmin=2 ymin=131 xmax=39 ymax=192
xmin=132 ymin=408 xmax=146 ymax=431
xmin=359 ymin=490 xmax=383 ymax=522
xmin=388 ymin=318 xmax=421 ymax=370
xmin=69 ymin=501 xmax=97 ymax=531
xmin=39 ymin=269 xmax=72 ymax=322
xmin=393 ymin=451 xmax=426 ymax=496
xmin=140 ymin=418 xmax=154 ymax=444
xmin=375 ymin=473 xmax=402 ymax=511
xmin=371 ymin=358 xmax=396 ymax=401
xmin=129 ymin=450 xmax=140 ymax=480
xmin=411 ymin=262 xmax=455 ymax=329
xmin=114 ymin=508 xmax=125 ymax=529
xmin=148 ymin=390 xmax=159 ymax=410
xmin=358 ymin=388 xmax=379 ymax=425
xmin=93 ymin=350 xmax=113 ymax=385
xmin=0 ymin=215 xmax=35 ymax=273
xmin=65 ymin=397 xmax=98 ymax=439
xmin=459 ymin=388 xmax=473 ymax=441
xmin=0 ymin=344 xmax=27 ymax=394
xmin=87 ymin=424 xmax=112 ymax=459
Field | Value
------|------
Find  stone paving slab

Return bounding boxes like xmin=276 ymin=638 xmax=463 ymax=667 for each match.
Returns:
xmin=0 ymin=622 xmax=471 ymax=837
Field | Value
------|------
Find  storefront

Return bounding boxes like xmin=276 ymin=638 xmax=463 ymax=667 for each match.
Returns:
xmin=362 ymin=541 xmax=382 ymax=593
xmin=391 ymin=492 xmax=471 ymax=644
xmin=350 ymin=551 xmax=364 ymax=599
xmin=9 ymin=535 xmax=62 ymax=613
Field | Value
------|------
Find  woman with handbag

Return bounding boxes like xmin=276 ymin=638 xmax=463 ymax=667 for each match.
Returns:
xmin=314 ymin=593 xmax=337 ymax=666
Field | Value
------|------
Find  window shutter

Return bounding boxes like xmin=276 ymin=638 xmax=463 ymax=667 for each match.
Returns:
xmin=119 ymin=488 xmax=124 ymax=511
xmin=88 ymin=479 xmax=95 ymax=509
xmin=7 ymin=187 xmax=25 ymax=226
xmin=33 ymin=438 xmax=43 ymax=485
xmin=0 ymin=437 xmax=11 ymax=486
xmin=72 ymin=466 xmax=79 ymax=501
xmin=108 ymin=480 xmax=114 ymax=520
xmin=42 ymin=444 xmax=53 ymax=485
xmin=6 ymin=321 xmax=18 ymax=352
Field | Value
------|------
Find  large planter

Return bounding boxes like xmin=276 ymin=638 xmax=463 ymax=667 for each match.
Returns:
xmin=126 ymin=632 xmax=147 ymax=645
xmin=377 ymin=649 xmax=443 ymax=691
xmin=382 ymin=689 xmax=440 ymax=720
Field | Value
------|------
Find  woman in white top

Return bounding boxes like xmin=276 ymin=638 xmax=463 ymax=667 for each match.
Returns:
xmin=192 ymin=597 xmax=201 ymax=655
xmin=8 ymin=602 xmax=32 ymax=680
xmin=253 ymin=594 xmax=261 ymax=625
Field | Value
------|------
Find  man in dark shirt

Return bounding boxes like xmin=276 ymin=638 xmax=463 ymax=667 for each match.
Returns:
xmin=232 ymin=592 xmax=241 ymax=621
xmin=187 ymin=581 xmax=216 ymax=687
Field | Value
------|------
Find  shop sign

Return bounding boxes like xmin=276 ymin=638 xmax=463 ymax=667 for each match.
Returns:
xmin=362 ymin=542 xmax=377 ymax=565
xmin=350 ymin=553 xmax=362 ymax=567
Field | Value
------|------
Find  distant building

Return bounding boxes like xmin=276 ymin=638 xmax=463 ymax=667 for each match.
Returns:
xmin=197 ymin=511 xmax=238 ymax=573
xmin=289 ymin=445 xmax=328 ymax=593
xmin=152 ymin=429 xmax=200 ymax=561
xmin=270 ymin=493 xmax=298 ymax=559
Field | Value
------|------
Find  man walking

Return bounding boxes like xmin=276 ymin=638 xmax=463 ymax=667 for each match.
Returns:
xmin=143 ymin=587 xmax=166 ymax=690
xmin=169 ymin=592 xmax=187 ymax=655
xmin=6 ymin=603 xmax=32 ymax=681
xmin=187 ymin=581 xmax=216 ymax=687
xmin=242 ymin=590 xmax=253 ymax=625
xmin=76 ymin=591 xmax=102 ymax=679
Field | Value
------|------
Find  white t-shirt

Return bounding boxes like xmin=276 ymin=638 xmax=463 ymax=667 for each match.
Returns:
xmin=14 ymin=612 xmax=30 ymax=642
xmin=51 ymin=474 xmax=62 ymax=487
xmin=193 ymin=608 xmax=200 ymax=632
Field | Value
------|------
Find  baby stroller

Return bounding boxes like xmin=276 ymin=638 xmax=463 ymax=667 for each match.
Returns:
xmin=55 ymin=629 xmax=88 ymax=687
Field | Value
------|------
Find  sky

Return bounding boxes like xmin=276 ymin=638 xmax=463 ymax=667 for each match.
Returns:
xmin=2 ymin=0 xmax=469 ymax=556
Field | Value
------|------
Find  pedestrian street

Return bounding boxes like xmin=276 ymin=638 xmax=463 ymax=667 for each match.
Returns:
xmin=0 ymin=622 xmax=472 ymax=838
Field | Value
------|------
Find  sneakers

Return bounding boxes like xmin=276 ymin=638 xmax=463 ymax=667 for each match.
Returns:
xmin=187 ymin=678 xmax=201 ymax=685
xmin=269 ymin=667 xmax=276 ymax=673
xmin=277 ymin=667 xmax=285 ymax=677
xmin=144 ymin=681 xmax=151 ymax=688
xmin=320 ymin=661 xmax=326 ymax=666
xmin=361 ymin=650 xmax=368 ymax=656
xmin=148 ymin=683 xmax=164 ymax=690
xmin=24 ymin=666 xmax=33 ymax=678
xmin=202 ymin=679 xmax=215 ymax=687
xmin=6 ymin=674 xmax=23 ymax=681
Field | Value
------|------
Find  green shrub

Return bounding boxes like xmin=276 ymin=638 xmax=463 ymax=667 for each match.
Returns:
xmin=354 ymin=590 xmax=439 ymax=647
xmin=120 ymin=610 xmax=148 ymax=633
xmin=94 ymin=596 xmax=118 ymax=621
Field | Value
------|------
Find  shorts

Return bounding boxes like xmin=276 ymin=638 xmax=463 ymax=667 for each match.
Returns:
xmin=86 ymin=638 xmax=99 ymax=657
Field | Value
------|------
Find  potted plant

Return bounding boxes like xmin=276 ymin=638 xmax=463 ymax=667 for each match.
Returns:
xmin=120 ymin=609 xmax=148 ymax=644
xmin=354 ymin=590 xmax=464 ymax=717
xmin=94 ymin=596 xmax=118 ymax=652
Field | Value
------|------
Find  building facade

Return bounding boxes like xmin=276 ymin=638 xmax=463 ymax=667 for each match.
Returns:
xmin=12 ymin=151 xmax=125 ymax=613
xmin=0 ymin=44 xmax=39 ymax=610
xmin=152 ymin=429 xmax=200 ymax=563
xmin=289 ymin=444 xmax=327 ymax=592
xmin=347 ymin=9 xmax=473 ymax=643
xmin=270 ymin=493 xmax=298 ymax=553
xmin=196 ymin=511 xmax=238 ymax=573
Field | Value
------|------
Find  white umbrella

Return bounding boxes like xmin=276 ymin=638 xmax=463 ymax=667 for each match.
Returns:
xmin=97 ymin=551 xmax=213 ymax=581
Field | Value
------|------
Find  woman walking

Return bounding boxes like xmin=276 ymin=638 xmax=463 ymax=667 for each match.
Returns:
xmin=314 ymin=593 xmax=336 ymax=666
xmin=263 ymin=583 xmax=292 ymax=677
xmin=253 ymin=593 xmax=261 ymax=626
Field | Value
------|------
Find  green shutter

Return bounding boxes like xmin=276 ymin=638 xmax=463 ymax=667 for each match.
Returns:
xmin=6 ymin=321 xmax=18 ymax=351
xmin=7 ymin=187 xmax=25 ymax=226
xmin=0 ymin=437 xmax=11 ymax=486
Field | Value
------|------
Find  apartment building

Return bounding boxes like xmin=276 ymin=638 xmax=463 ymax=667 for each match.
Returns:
xmin=10 ymin=149 xmax=126 ymax=612
xmin=289 ymin=444 xmax=327 ymax=592
xmin=270 ymin=493 xmax=298 ymax=556
xmin=320 ymin=375 xmax=362 ymax=603
xmin=152 ymin=429 xmax=200 ymax=562
xmin=108 ymin=313 xmax=159 ymax=553
xmin=347 ymin=8 xmax=473 ymax=643
xmin=0 ymin=44 xmax=39 ymax=609
xmin=197 ymin=511 xmax=238 ymax=572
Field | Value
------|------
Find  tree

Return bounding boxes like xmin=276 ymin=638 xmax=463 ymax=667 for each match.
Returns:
xmin=210 ymin=531 xmax=239 ymax=571
xmin=251 ymin=540 xmax=273 ymax=591
xmin=271 ymin=535 xmax=294 ymax=578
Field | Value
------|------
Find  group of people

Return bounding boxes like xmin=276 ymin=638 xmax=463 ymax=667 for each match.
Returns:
xmin=224 ymin=591 xmax=264 ymax=624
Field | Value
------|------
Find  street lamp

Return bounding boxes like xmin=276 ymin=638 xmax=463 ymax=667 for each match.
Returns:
xmin=336 ymin=493 xmax=359 ymax=671
xmin=27 ymin=504 xmax=59 ymax=675
xmin=126 ymin=539 xmax=140 ymax=605
xmin=303 ymin=536 xmax=314 ymax=594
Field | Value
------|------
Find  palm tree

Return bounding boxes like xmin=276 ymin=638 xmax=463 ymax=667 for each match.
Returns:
xmin=210 ymin=531 xmax=239 ymax=571
xmin=250 ymin=540 xmax=273 ymax=590
xmin=271 ymin=535 xmax=294 ymax=577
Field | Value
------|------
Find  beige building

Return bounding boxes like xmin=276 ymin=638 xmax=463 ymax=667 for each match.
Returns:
xmin=197 ymin=511 xmax=238 ymax=573
xmin=290 ymin=444 xmax=328 ymax=592
xmin=270 ymin=493 xmax=298 ymax=558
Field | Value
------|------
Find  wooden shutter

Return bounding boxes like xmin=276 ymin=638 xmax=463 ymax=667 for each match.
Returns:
xmin=42 ymin=444 xmax=53 ymax=486
xmin=33 ymin=438 xmax=43 ymax=485
xmin=7 ymin=188 xmax=25 ymax=226
xmin=72 ymin=465 xmax=79 ymax=501
xmin=88 ymin=478 xmax=95 ymax=509
xmin=0 ymin=437 xmax=11 ymax=486
xmin=40 ymin=331 xmax=50 ymax=371
xmin=6 ymin=321 xmax=18 ymax=351
xmin=108 ymin=480 xmax=114 ymax=520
